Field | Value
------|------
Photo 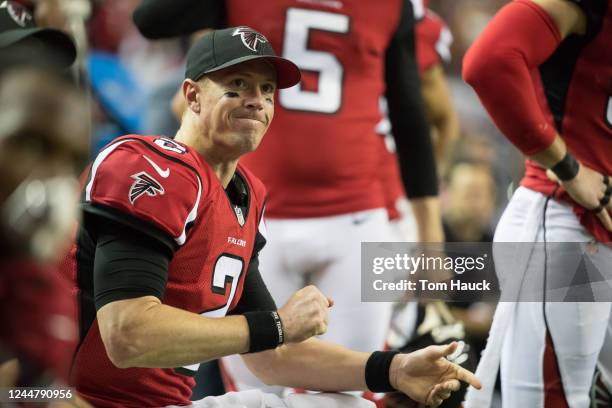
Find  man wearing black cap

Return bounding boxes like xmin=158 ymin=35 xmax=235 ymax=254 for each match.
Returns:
xmin=59 ymin=27 xmax=479 ymax=408
xmin=0 ymin=0 xmax=76 ymax=70
xmin=133 ymin=3 xmax=446 ymax=403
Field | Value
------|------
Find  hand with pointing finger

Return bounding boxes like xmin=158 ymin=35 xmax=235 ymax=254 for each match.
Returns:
xmin=389 ymin=342 xmax=482 ymax=407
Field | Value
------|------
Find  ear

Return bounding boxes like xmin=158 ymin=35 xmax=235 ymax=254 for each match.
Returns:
xmin=182 ymin=79 xmax=200 ymax=114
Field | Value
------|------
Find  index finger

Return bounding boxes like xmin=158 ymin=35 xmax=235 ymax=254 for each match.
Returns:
xmin=596 ymin=209 xmax=612 ymax=232
xmin=454 ymin=364 xmax=482 ymax=389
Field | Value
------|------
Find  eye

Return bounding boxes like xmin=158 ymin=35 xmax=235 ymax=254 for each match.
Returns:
xmin=232 ymin=78 xmax=247 ymax=89
xmin=261 ymin=83 xmax=275 ymax=94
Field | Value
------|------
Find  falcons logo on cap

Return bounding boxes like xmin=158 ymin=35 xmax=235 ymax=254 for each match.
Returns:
xmin=232 ymin=27 xmax=268 ymax=52
xmin=0 ymin=1 xmax=32 ymax=27
xmin=129 ymin=172 xmax=165 ymax=204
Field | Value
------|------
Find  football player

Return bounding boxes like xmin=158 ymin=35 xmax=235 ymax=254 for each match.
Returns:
xmin=462 ymin=0 xmax=612 ymax=406
xmin=60 ymin=27 xmax=480 ymax=408
xmin=132 ymin=0 xmax=445 ymax=397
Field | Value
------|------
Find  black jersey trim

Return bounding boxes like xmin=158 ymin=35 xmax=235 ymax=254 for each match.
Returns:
xmin=538 ymin=36 xmax=587 ymax=132
xmin=224 ymin=170 xmax=251 ymax=227
xmin=539 ymin=0 xmax=608 ymax=132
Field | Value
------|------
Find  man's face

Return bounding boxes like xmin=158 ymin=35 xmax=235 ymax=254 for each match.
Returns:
xmin=448 ymin=164 xmax=496 ymax=227
xmin=197 ymin=59 xmax=276 ymax=156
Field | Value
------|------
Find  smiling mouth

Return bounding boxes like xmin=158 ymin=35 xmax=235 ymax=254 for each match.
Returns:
xmin=233 ymin=116 xmax=265 ymax=125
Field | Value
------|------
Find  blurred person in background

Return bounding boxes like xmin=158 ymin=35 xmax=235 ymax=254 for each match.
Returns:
xmin=132 ymin=0 xmax=445 ymax=402
xmin=86 ymin=0 xmax=186 ymax=151
xmin=0 ymin=4 xmax=90 ymax=403
xmin=442 ymin=160 xmax=495 ymax=244
xmin=441 ymin=159 xmax=496 ymax=366
xmin=463 ymin=0 xmax=612 ymax=406
xmin=378 ymin=0 xmax=460 ymax=246
xmin=0 ymin=67 xmax=86 ymax=394
xmin=416 ymin=2 xmax=460 ymax=173
xmin=384 ymin=159 xmax=496 ymax=408
xmin=381 ymin=5 xmax=471 ymax=407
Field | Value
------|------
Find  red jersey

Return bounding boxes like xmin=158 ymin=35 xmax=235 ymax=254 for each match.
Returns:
xmin=520 ymin=0 xmax=612 ymax=242
xmin=229 ymin=0 xmax=411 ymax=218
xmin=60 ymin=135 xmax=266 ymax=407
xmin=379 ymin=10 xmax=452 ymax=220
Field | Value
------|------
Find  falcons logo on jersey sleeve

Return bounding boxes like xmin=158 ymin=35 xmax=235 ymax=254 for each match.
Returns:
xmin=129 ymin=172 xmax=165 ymax=204
xmin=232 ymin=26 xmax=268 ymax=52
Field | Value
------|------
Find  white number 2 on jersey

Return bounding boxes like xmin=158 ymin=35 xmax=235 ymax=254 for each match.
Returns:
xmin=279 ymin=8 xmax=349 ymax=113
xmin=181 ymin=254 xmax=244 ymax=373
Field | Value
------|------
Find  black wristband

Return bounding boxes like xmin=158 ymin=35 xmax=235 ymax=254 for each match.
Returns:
xmin=550 ymin=152 xmax=580 ymax=181
xmin=365 ymin=351 xmax=400 ymax=393
xmin=243 ymin=311 xmax=284 ymax=353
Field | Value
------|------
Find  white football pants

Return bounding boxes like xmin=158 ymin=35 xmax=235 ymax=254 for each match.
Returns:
xmin=465 ymin=187 xmax=612 ymax=408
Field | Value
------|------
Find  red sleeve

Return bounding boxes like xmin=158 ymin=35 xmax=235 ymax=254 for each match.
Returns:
xmin=85 ymin=137 xmax=202 ymax=246
xmin=462 ymin=0 xmax=561 ymax=155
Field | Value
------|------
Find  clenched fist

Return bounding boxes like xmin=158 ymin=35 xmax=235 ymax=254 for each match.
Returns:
xmin=278 ymin=285 xmax=333 ymax=344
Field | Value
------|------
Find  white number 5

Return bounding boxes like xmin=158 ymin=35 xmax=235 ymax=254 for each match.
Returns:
xmin=280 ymin=8 xmax=349 ymax=114
xmin=606 ymin=96 xmax=612 ymax=127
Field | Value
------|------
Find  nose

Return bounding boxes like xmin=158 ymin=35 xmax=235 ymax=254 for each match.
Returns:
xmin=243 ymin=87 xmax=265 ymax=110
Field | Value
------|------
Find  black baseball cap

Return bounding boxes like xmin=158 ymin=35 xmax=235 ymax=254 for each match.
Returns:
xmin=185 ymin=26 xmax=301 ymax=89
xmin=0 ymin=0 xmax=76 ymax=68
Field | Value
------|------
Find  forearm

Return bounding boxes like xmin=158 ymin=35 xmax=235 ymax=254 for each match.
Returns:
xmin=410 ymin=196 xmax=444 ymax=242
xmin=245 ymin=338 xmax=370 ymax=391
xmin=421 ymin=65 xmax=460 ymax=162
xmin=98 ymin=298 xmax=249 ymax=368
xmin=528 ymin=134 xmax=567 ymax=168
xmin=432 ymin=116 xmax=460 ymax=164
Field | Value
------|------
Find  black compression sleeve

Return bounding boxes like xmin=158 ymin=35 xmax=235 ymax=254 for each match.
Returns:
xmin=133 ymin=0 xmax=226 ymax=39
xmin=385 ymin=0 xmax=438 ymax=198
xmin=93 ymin=218 xmax=171 ymax=311
xmin=230 ymin=256 xmax=278 ymax=315
xmin=229 ymin=231 xmax=277 ymax=314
